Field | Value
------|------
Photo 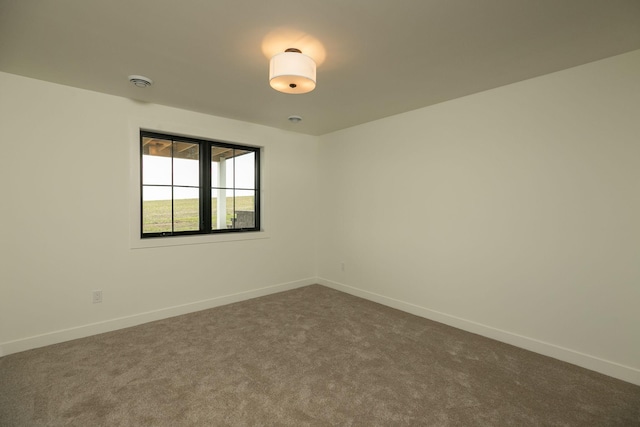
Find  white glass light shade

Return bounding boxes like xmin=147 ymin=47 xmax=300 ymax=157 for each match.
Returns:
xmin=269 ymin=51 xmax=316 ymax=94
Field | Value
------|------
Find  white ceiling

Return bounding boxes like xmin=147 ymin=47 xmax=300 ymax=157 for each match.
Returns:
xmin=1 ymin=0 xmax=639 ymax=135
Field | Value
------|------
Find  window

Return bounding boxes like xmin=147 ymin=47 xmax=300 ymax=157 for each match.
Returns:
xmin=140 ymin=131 xmax=260 ymax=238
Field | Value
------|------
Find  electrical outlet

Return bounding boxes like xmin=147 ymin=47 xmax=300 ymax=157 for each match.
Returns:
xmin=92 ymin=290 xmax=102 ymax=304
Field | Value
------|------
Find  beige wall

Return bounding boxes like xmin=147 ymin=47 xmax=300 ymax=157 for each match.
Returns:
xmin=317 ymin=50 xmax=640 ymax=384
xmin=0 ymin=72 xmax=319 ymax=354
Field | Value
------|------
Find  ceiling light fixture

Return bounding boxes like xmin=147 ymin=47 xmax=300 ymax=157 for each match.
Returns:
xmin=128 ymin=75 xmax=153 ymax=88
xmin=269 ymin=48 xmax=316 ymax=94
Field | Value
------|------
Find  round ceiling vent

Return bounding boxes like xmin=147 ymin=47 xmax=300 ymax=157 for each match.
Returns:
xmin=288 ymin=115 xmax=303 ymax=123
xmin=128 ymin=75 xmax=153 ymax=88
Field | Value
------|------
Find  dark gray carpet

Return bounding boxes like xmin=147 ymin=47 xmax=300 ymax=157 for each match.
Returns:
xmin=1 ymin=285 xmax=639 ymax=426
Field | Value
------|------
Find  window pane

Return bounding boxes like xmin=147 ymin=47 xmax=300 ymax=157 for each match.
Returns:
xmin=211 ymin=146 xmax=234 ymax=188
xmin=142 ymin=137 xmax=172 ymax=158
xmin=211 ymin=146 xmax=234 ymax=162
xmin=142 ymin=138 xmax=172 ymax=185
xmin=173 ymin=142 xmax=199 ymax=160
xmin=142 ymin=186 xmax=172 ymax=234
xmin=173 ymin=187 xmax=199 ymax=232
xmin=234 ymin=151 xmax=255 ymax=190
xmin=231 ymin=189 xmax=256 ymax=229
xmin=173 ymin=142 xmax=199 ymax=186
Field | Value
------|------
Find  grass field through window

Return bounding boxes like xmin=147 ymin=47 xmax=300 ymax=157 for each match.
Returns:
xmin=143 ymin=196 xmax=254 ymax=233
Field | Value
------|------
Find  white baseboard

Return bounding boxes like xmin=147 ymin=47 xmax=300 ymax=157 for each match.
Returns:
xmin=317 ymin=277 xmax=640 ymax=386
xmin=5 ymin=277 xmax=638 ymax=386
xmin=0 ymin=277 xmax=315 ymax=357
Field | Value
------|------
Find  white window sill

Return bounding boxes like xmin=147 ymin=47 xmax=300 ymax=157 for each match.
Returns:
xmin=130 ymin=230 xmax=271 ymax=249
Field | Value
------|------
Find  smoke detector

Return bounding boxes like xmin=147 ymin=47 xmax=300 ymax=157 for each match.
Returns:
xmin=128 ymin=75 xmax=153 ymax=88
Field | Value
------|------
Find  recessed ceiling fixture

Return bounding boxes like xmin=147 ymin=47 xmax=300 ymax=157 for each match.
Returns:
xmin=288 ymin=115 xmax=303 ymax=123
xmin=128 ymin=75 xmax=153 ymax=88
xmin=269 ymin=48 xmax=316 ymax=94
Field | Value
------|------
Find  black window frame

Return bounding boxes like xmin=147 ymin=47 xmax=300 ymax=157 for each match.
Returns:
xmin=140 ymin=130 xmax=260 ymax=238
